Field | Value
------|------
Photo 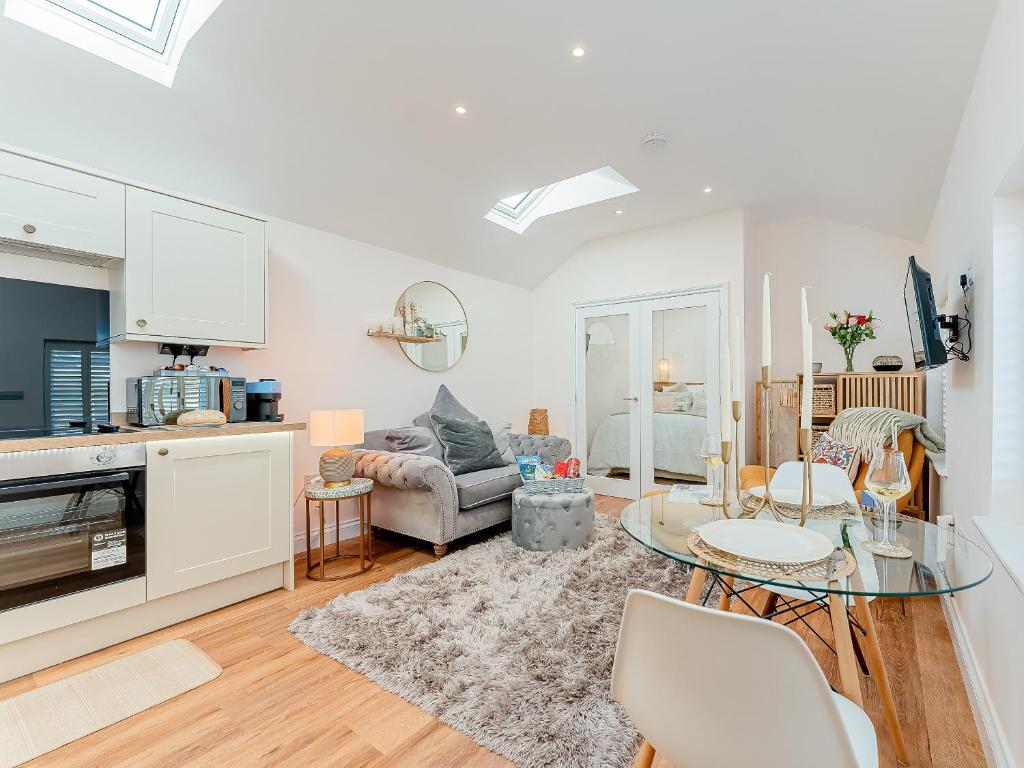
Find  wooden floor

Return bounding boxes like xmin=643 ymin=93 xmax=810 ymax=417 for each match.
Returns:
xmin=1 ymin=496 xmax=985 ymax=768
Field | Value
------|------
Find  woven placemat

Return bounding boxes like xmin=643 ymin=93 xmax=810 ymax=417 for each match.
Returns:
xmin=739 ymin=491 xmax=861 ymax=521
xmin=687 ymin=532 xmax=856 ymax=581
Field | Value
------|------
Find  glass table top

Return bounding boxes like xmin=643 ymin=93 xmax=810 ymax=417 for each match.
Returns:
xmin=619 ymin=494 xmax=993 ymax=598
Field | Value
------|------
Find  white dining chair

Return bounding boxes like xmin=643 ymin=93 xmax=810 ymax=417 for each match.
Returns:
xmin=770 ymin=460 xmax=860 ymax=506
xmin=611 ymin=589 xmax=877 ymax=768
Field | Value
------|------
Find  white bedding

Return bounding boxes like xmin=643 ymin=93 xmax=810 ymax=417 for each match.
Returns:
xmin=586 ymin=411 xmax=708 ymax=479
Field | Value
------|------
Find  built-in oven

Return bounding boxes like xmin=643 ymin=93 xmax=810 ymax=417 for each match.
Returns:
xmin=0 ymin=443 xmax=145 ymax=613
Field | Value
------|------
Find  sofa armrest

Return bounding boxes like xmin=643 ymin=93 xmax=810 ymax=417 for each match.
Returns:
xmin=509 ymin=433 xmax=572 ymax=466
xmin=352 ymin=449 xmax=459 ymax=532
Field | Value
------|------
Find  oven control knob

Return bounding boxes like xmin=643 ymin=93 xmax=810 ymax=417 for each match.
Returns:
xmin=96 ymin=450 xmax=114 ymax=464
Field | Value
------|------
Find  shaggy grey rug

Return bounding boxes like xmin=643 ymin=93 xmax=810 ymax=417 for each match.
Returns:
xmin=289 ymin=514 xmax=700 ymax=768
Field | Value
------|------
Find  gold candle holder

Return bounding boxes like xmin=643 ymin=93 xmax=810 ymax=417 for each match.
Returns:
xmin=745 ymin=365 xmax=783 ymax=521
xmin=720 ymin=438 xmax=735 ymax=517
xmin=798 ymin=427 xmax=813 ymax=527
xmin=732 ymin=399 xmax=742 ymax=501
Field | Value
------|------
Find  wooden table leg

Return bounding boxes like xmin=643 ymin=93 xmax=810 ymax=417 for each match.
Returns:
xmin=685 ymin=562 xmax=708 ymax=604
xmin=827 ymin=582 xmax=863 ymax=708
xmin=367 ymin=491 xmax=373 ymax=559
xmin=633 ymin=739 xmax=656 ymax=768
xmin=850 ymin=573 xmax=911 ymax=765
xmin=718 ymin=576 xmax=734 ymax=612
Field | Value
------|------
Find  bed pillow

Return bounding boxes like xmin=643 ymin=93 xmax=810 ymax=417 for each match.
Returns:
xmin=487 ymin=421 xmax=517 ymax=464
xmin=430 ymin=414 xmax=506 ymax=475
xmin=663 ymin=381 xmax=689 ymax=394
xmin=384 ymin=426 xmax=444 ymax=460
xmin=412 ymin=385 xmax=479 ymax=433
xmin=811 ymin=432 xmax=861 ymax=480
xmin=653 ymin=393 xmax=676 ymax=413
xmin=683 ymin=389 xmax=707 ymax=417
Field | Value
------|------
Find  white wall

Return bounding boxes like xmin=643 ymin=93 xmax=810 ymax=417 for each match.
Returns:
xmin=652 ymin=307 xmax=708 ymax=384
xmin=531 ymin=208 xmax=746 ymax=449
xmin=1 ymin=218 xmax=535 ymax=545
xmin=923 ymin=0 xmax=1024 ymax=763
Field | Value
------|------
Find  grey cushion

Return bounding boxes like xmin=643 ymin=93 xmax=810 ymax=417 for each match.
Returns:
xmin=487 ymin=422 xmax=516 ymax=464
xmin=509 ymin=433 xmax=573 ymax=467
xmin=358 ymin=429 xmax=391 ymax=451
xmin=454 ymin=464 xmax=523 ymax=510
xmin=384 ymin=426 xmax=444 ymax=460
xmin=511 ymin=488 xmax=596 ymax=551
xmin=430 ymin=414 xmax=505 ymax=475
xmin=413 ymin=385 xmax=478 ymax=433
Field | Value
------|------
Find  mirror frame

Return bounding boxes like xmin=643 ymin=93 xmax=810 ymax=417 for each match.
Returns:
xmin=393 ymin=280 xmax=469 ymax=372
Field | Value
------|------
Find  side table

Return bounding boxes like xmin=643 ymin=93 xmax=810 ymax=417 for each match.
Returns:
xmin=304 ymin=477 xmax=374 ymax=581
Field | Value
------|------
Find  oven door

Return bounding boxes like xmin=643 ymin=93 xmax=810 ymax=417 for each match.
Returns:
xmin=0 ymin=467 xmax=145 ymax=612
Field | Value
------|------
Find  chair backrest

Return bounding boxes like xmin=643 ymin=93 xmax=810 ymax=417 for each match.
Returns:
xmin=611 ymin=590 xmax=866 ymax=768
xmin=771 ymin=460 xmax=859 ymax=505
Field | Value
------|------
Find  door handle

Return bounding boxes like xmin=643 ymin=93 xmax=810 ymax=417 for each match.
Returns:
xmin=157 ymin=448 xmax=169 ymax=456
xmin=623 ymin=396 xmax=639 ymax=402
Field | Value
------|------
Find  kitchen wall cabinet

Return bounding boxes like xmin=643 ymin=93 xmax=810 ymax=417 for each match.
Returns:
xmin=0 ymin=149 xmax=125 ymax=263
xmin=145 ymin=431 xmax=292 ymax=600
xmin=111 ymin=187 xmax=267 ymax=346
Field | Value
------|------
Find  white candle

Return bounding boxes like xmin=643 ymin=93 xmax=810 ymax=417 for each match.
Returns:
xmin=800 ymin=287 xmax=813 ymax=429
xmin=761 ymin=273 xmax=772 ymax=369
xmin=721 ymin=341 xmax=732 ymax=437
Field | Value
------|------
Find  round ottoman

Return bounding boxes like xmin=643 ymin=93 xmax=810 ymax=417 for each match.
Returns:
xmin=511 ymin=487 xmax=596 ymax=551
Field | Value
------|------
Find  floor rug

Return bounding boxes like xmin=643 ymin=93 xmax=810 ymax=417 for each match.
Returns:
xmin=0 ymin=639 xmax=222 ymax=768
xmin=290 ymin=514 xmax=700 ymax=768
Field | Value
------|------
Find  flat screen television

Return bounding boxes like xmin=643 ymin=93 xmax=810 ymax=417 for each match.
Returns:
xmin=904 ymin=255 xmax=947 ymax=369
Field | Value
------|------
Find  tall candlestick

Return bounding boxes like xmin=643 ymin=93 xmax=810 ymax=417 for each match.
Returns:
xmin=800 ymin=286 xmax=813 ymax=430
xmin=761 ymin=273 xmax=772 ymax=368
xmin=730 ymin=313 xmax=742 ymax=400
xmin=721 ymin=341 xmax=731 ymax=436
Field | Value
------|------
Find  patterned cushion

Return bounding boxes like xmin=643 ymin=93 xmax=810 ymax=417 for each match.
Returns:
xmin=811 ymin=432 xmax=861 ymax=480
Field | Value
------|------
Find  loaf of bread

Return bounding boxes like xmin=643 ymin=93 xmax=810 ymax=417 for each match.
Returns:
xmin=176 ymin=409 xmax=227 ymax=426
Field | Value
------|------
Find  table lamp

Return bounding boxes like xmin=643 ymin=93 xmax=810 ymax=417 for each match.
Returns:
xmin=309 ymin=409 xmax=364 ymax=487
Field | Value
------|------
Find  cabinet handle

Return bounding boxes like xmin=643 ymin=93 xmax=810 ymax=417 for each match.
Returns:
xmin=157 ymin=448 xmax=169 ymax=456
xmin=22 ymin=224 xmax=36 ymax=234
xmin=136 ymin=319 xmax=147 ymax=328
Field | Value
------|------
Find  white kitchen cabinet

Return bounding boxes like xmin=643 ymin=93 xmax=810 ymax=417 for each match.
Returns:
xmin=145 ymin=432 xmax=292 ymax=600
xmin=0 ymin=149 xmax=125 ymax=262
xmin=112 ymin=186 xmax=267 ymax=346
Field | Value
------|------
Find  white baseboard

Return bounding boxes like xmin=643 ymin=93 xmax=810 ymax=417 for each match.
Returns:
xmin=942 ymin=594 xmax=1015 ymax=768
xmin=292 ymin=516 xmax=362 ymax=555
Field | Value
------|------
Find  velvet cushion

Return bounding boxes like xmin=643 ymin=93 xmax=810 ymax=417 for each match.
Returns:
xmin=384 ymin=426 xmax=444 ymax=460
xmin=413 ymin=385 xmax=479 ymax=434
xmin=430 ymin=414 xmax=505 ymax=475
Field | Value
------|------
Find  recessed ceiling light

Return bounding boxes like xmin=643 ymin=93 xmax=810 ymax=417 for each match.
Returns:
xmin=455 ymin=105 xmax=467 ymax=115
xmin=703 ymin=187 xmax=713 ymax=194
xmin=614 ymin=209 xmax=624 ymax=215
xmin=572 ymin=46 xmax=586 ymax=58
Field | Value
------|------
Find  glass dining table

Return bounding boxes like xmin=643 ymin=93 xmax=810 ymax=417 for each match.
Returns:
xmin=620 ymin=493 xmax=993 ymax=766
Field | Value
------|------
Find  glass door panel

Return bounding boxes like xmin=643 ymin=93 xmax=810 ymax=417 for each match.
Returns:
xmin=575 ymin=306 xmax=640 ymax=498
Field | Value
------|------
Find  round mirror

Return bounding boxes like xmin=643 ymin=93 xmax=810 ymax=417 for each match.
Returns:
xmin=394 ymin=281 xmax=468 ymax=371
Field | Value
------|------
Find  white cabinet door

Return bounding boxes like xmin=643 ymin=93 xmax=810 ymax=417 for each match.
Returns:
xmin=0 ymin=150 xmax=125 ymax=259
xmin=125 ymin=187 xmax=266 ymax=344
xmin=146 ymin=432 xmax=292 ymax=600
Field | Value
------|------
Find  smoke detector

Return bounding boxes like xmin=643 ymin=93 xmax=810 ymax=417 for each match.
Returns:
xmin=642 ymin=131 xmax=668 ymax=148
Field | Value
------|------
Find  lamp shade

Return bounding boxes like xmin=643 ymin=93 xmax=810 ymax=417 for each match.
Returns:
xmin=657 ymin=357 xmax=671 ymax=380
xmin=309 ymin=409 xmax=364 ymax=447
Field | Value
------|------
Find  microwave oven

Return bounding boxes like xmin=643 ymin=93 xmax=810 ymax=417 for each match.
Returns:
xmin=126 ymin=375 xmax=246 ymax=426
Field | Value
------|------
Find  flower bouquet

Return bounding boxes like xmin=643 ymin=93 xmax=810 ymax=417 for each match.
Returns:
xmin=825 ymin=310 xmax=877 ymax=372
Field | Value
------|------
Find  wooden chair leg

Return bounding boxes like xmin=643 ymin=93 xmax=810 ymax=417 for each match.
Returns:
xmin=685 ymin=564 xmax=708 ymax=604
xmin=850 ymin=623 xmax=870 ymax=676
xmin=718 ymin=576 xmax=734 ymax=611
xmin=633 ymin=739 xmax=656 ymax=768
xmin=760 ymin=591 xmax=780 ymax=617
xmin=827 ymin=584 xmax=864 ymax=708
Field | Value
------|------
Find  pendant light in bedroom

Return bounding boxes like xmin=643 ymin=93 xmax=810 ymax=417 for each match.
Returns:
xmin=657 ymin=311 xmax=671 ymax=381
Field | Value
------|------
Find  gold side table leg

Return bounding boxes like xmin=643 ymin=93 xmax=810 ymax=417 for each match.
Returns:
xmin=334 ymin=498 xmax=341 ymax=560
xmin=359 ymin=495 xmax=366 ymax=571
xmin=367 ymin=492 xmax=373 ymax=560
xmin=305 ymin=498 xmax=312 ymax=572
xmin=319 ymin=502 xmax=326 ymax=581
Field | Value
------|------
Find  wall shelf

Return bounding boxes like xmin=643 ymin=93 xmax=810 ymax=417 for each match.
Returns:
xmin=366 ymin=331 xmax=441 ymax=345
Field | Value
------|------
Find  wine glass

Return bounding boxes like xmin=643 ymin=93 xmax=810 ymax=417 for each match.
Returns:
xmin=862 ymin=446 xmax=913 ymax=558
xmin=699 ymin=431 xmax=723 ymax=505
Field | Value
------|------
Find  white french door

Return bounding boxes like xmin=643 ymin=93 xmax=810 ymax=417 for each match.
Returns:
xmin=574 ymin=288 xmax=724 ymax=499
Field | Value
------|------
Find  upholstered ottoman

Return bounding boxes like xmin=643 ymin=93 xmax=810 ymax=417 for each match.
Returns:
xmin=511 ymin=487 xmax=596 ymax=551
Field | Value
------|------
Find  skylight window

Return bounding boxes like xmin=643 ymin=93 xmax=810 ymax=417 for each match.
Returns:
xmin=3 ymin=0 xmax=223 ymax=86
xmin=485 ymin=166 xmax=638 ymax=234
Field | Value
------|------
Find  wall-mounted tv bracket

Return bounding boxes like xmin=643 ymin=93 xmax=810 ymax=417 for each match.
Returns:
xmin=939 ymin=275 xmax=972 ymax=362
xmin=158 ymin=343 xmax=210 ymax=367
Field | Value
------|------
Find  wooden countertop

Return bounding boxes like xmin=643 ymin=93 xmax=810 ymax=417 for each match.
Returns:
xmin=0 ymin=421 xmax=306 ymax=453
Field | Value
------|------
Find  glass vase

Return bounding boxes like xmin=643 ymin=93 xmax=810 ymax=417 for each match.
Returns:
xmin=843 ymin=346 xmax=856 ymax=372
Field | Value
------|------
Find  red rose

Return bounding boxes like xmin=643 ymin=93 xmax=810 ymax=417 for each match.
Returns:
xmin=856 ymin=315 xmax=868 ymax=325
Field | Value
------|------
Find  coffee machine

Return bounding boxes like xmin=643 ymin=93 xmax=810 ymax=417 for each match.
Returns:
xmin=245 ymin=379 xmax=284 ymax=422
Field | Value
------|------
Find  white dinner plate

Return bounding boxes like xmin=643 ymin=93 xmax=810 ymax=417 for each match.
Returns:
xmin=698 ymin=518 xmax=834 ymax=564
xmin=746 ymin=485 xmax=844 ymax=508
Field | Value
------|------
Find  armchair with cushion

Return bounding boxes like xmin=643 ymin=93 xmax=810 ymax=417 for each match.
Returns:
xmin=739 ymin=429 xmax=927 ymax=516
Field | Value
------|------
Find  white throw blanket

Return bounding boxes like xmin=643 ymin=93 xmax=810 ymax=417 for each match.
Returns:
xmin=829 ymin=407 xmax=945 ymax=462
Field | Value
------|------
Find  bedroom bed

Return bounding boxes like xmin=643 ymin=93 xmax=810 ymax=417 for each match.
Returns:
xmin=586 ymin=406 xmax=708 ymax=481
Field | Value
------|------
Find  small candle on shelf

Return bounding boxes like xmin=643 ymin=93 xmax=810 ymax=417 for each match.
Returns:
xmin=761 ymin=273 xmax=772 ymax=371
xmin=369 ymin=318 xmax=380 ymax=334
xmin=392 ymin=314 xmax=404 ymax=336
xmin=800 ymin=286 xmax=813 ymax=430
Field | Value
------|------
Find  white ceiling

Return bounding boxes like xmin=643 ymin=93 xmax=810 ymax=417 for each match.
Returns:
xmin=0 ymin=1 xmax=997 ymax=288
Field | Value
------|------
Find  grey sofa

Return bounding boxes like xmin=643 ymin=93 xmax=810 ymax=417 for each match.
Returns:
xmin=353 ymin=433 xmax=571 ymax=557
